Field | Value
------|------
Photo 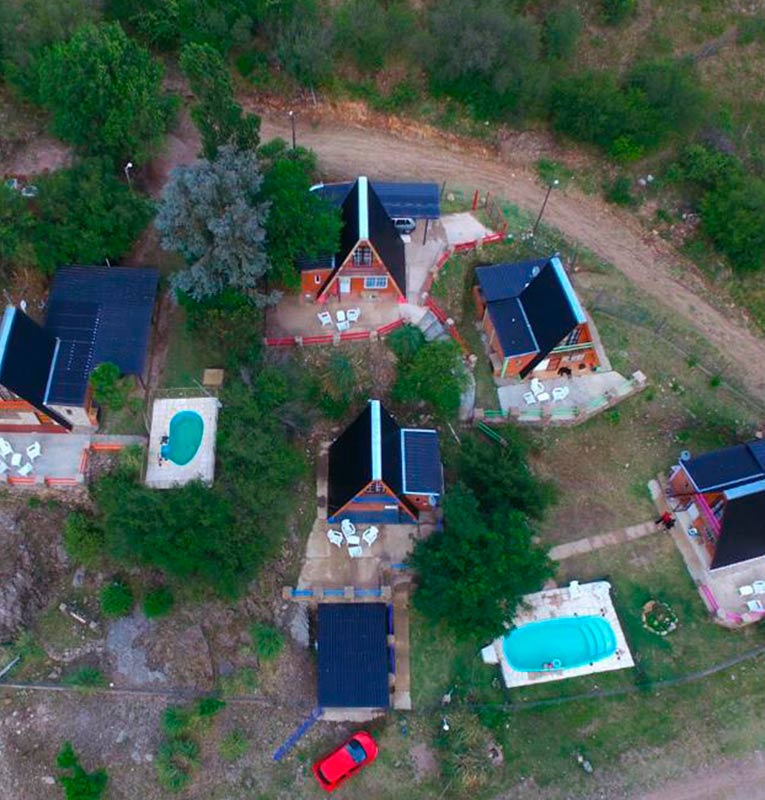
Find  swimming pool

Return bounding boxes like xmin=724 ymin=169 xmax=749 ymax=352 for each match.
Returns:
xmin=502 ymin=615 xmax=616 ymax=672
xmin=160 ymin=410 xmax=204 ymax=466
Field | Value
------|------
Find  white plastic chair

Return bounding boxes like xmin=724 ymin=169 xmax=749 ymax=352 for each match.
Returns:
xmin=0 ymin=438 xmax=12 ymax=458
xmin=347 ymin=308 xmax=361 ymax=323
xmin=341 ymin=519 xmax=356 ymax=537
xmin=753 ymin=581 xmax=765 ymax=595
xmin=552 ymin=386 xmax=570 ymax=402
xmin=337 ymin=320 xmax=350 ymax=332
xmin=26 ymin=441 xmax=42 ymax=461
xmin=348 ymin=545 xmax=363 ymax=558
xmin=317 ymin=311 xmax=333 ymax=327
xmin=523 ymin=392 xmax=536 ymax=406
xmin=530 ymin=378 xmax=545 ymax=396
xmin=747 ymin=599 xmax=764 ymax=613
xmin=10 ymin=453 xmax=21 ymax=467
xmin=17 ymin=462 xmax=33 ymax=477
xmin=362 ymin=526 xmax=379 ymax=546
xmin=739 ymin=585 xmax=755 ymax=597
xmin=0 ymin=462 xmax=8 ymax=475
xmin=326 ymin=530 xmax=344 ymax=547
xmin=336 ymin=310 xmax=347 ymax=324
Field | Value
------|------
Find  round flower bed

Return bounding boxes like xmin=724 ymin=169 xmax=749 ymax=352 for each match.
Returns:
xmin=642 ymin=600 xmax=678 ymax=636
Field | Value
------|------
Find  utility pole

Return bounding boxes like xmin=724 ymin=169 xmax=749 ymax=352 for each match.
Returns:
xmin=124 ymin=161 xmax=133 ymax=189
xmin=532 ymin=178 xmax=559 ymax=237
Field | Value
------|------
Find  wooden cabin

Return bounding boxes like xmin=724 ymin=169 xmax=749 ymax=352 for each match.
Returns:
xmin=0 ymin=266 xmax=158 ymax=433
xmin=327 ymin=399 xmax=443 ymax=524
xmin=667 ymin=441 xmax=765 ymax=569
xmin=473 ymin=256 xmax=599 ymax=380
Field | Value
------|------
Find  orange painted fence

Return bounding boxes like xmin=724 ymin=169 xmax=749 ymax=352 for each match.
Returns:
xmin=265 ymin=317 xmax=405 ymax=348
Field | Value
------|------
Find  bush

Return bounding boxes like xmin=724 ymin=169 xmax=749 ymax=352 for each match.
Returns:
xmin=219 ymin=729 xmax=249 ymax=761
xmin=606 ymin=175 xmax=636 ymax=207
xmin=63 ymin=512 xmax=105 ymax=568
xmin=99 ymin=579 xmax=134 ymax=618
xmin=90 ymin=362 xmax=131 ymax=412
xmin=143 ymin=587 xmax=174 ymax=618
xmin=63 ymin=667 xmax=106 ymax=688
xmin=162 ymin=705 xmax=193 ymax=736
xmin=250 ymin=622 xmax=285 ymax=661
xmin=542 ymin=4 xmax=581 ymax=62
xmin=386 ymin=324 xmax=425 ymax=363
xmin=436 ymin=709 xmax=494 ymax=793
xmin=155 ymin=736 xmax=200 ymax=792
xmin=600 ymin=0 xmax=636 ymax=25
xmin=57 ymin=741 xmax=108 ymax=800
xmin=197 ymin=696 xmax=226 ymax=718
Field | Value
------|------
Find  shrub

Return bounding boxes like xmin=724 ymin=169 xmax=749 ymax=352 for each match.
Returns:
xmin=542 ymin=3 xmax=581 ymax=62
xmin=143 ymin=587 xmax=174 ymax=618
xmin=162 ymin=705 xmax=193 ymax=736
xmin=219 ymin=729 xmax=249 ymax=761
xmin=436 ymin=709 xmax=495 ymax=793
xmin=89 ymin=362 xmax=131 ymax=412
xmin=600 ymin=0 xmax=636 ymax=25
xmin=606 ymin=175 xmax=636 ymax=207
xmin=386 ymin=324 xmax=425 ymax=363
xmin=197 ymin=696 xmax=226 ymax=718
xmin=63 ymin=512 xmax=104 ymax=568
xmin=99 ymin=579 xmax=134 ymax=618
xmin=63 ymin=667 xmax=106 ymax=688
xmin=250 ymin=622 xmax=285 ymax=661
xmin=155 ymin=736 xmax=200 ymax=792
xmin=57 ymin=741 xmax=108 ymax=800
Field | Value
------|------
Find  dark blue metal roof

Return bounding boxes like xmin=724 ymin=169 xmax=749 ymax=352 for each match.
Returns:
xmin=317 ymin=603 xmax=390 ymax=708
xmin=712 ymin=491 xmax=765 ymax=569
xmin=683 ymin=444 xmax=765 ymax=493
xmin=314 ymin=181 xmax=440 ymax=219
xmin=487 ymin=297 xmax=538 ymax=359
xmin=475 ymin=258 xmax=549 ymax=302
xmin=402 ymin=430 xmax=442 ymax=495
xmin=0 ymin=307 xmax=58 ymax=408
xmin=45 ymin=266 xmax=159 ymax=405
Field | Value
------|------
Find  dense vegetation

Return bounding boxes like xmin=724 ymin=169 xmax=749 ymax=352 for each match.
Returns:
xmin=411 ymin=428 xmax=556 ymax=641
xmin=56 ymin=741 xmax=108 ymax=800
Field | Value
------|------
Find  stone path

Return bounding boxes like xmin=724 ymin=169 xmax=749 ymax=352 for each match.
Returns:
xmin=549 ymin=520 xmax=658 ymax=561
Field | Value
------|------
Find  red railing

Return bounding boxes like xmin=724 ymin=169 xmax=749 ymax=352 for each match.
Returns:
xmin=695 ymin=492 xmax=721 ymax=536
xmin=339 ymin=330 xmax=370 ymax=342
xmin=302 ymin=334 xmax=335 ymax=345
xmin=377 ymin=318 xmax=404 ymax=336
xmin=425 ymin=297 xmax=469 ymax=353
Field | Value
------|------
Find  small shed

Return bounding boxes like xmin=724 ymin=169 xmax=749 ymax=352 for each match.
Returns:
xmin=317 ymin=603 xmax=391 ymax=709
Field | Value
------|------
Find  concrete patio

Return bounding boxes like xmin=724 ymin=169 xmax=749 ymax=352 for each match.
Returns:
xmin=405 ymin=217 xmax=449 ymax=302
xmin=495 ymin=369 xmax=648 ymax=424
xmin=441 ymin=211 xmax=493 ymax=247
xmin=0 ymin=432 xmax=90 ymax=485
xmin=144 ymin=396 xmax=219 ymax=489
xmin=651 ymin=479 xmax=765 ymax=628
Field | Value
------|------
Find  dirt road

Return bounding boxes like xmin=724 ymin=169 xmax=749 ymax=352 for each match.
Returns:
xmin=258 ymin=112 xmax=765 ymax=399
xmin=634 ymin=753 xmax=765 ymax=800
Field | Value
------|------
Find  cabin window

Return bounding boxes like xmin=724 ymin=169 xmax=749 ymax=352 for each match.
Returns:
xmin=314 ymin=274 xmax=322 ymax=284
xmin=563 ymin=327 xmax=582 ymax=346
xmin=353 ymin=246 xmax=372 ymax=266
xmin=364 ymin=276 xmax=388 ymax=289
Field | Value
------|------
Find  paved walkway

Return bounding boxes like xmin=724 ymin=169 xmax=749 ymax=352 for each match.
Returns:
xmin=549 ymin=520 xmax=657 ymax=561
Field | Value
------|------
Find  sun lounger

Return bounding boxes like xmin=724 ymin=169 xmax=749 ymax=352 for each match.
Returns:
xmin=17 ymin=463 xmax=33 ymax=477
xmin=738 ymin=585 xmax=754 ymax=597
xmin=0 ymin=462 xmax=8 ymax=475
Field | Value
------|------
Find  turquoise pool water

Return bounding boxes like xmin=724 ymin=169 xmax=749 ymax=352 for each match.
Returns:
xmin=502 ymin=615 xmax=616 ymax=672
xmin=160 ymin=410 xmax=204 ymax=466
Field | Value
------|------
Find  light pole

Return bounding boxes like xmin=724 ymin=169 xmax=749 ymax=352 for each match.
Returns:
xmin=124 ymin=161 xmax=133 ymax=189
xmin=288 ymin=111 xmax=296 ymax=150
xmin=532 ymin=178 xmax=559 ymax=237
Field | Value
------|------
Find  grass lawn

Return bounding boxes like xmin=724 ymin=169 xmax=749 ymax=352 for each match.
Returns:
xmin=401 ymin=535 xmax=765 ymax=800
xmin=160 ymin=305 xmax=217 ymax=389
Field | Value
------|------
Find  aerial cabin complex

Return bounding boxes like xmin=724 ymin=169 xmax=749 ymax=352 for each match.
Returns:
xmin=473 ymin=256 xmax=599 ymax=380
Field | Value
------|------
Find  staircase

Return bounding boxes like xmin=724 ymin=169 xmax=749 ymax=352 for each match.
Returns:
xmin=416 ymin=308 xmax=450 ymax=342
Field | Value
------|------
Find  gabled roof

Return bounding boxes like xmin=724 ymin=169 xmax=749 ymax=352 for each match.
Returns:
xmin=476 ymin=256 xmax=585 ymax=376
xmin=45 ymin=266 xmax=159 ymax=405
xmin=317 ymin=603 xmax=390 ymax=708
xmin=327 ymin=400 xmax=442 ymax=514
xmin=711 ymin=491 xmax=765 ymax=569
xmin=313 ymin=181 xmax=440 ymax=219
xmin=367 ymin=181 xmax=406 ymax=296
xmin=680 ymin=442 xmax=765 ymax=493
xmin=401 ymin=429 xmax=443 ymax=495
xmin=0 ymin=306 xmax=59 ymax=408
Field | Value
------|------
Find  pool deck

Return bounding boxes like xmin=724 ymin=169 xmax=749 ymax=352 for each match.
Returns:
xmin=144 ymin=396 xmax=219 ymax=489
xmin=482 ymin=580 xmax=634 ymax=689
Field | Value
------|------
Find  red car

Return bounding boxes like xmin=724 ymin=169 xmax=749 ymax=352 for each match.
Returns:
xmin=312 ymin=731 xmax=378 ymax=792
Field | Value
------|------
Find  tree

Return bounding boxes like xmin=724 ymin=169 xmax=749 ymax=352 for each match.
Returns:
xmin=0 ymin=0 xmax=100 ymax=97
xmin=392 ymin=339 xmax=467 ymax=419
xmin=155 ymin=146 xmax=272 ymax=301
xmin=542 ymin=4 xmax=581 ymax=62
xmin=56 ymin=741 xmax=108 ymax=800
xmin=259 ymin=147 xmax=342 ymax=289
xmin=0 ymin=183 xmax=36 ymax=276
xmin=89 ymin=362 xmax=132 ymax=412
xmin=36 ymin=22 xmax=172 ymax=163
xmin=180 ymin=43 xmax=260 ymax=159
xmin=456 ymin=430 xmax=557 ymax=521
xmin=275 ymin=4 xmax=334 ymax=88
xmin=410 ymin=484 xmax=554 ymax=641
xmin=701 ymin=174 xmax=765 ymax=272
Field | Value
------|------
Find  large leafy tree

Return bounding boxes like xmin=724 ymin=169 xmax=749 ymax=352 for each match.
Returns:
xmin=180 ymin=43 xmax=260 ymax=159
xmin=411 ymin=484 xmax=554 ymax=642
xmin=155 ymin=145 xmax=272 ymax=301
xmin=36 ymin=22 xmax=172 ymax=163
xmin=259 ymin=144 xmax=342 ymax=289
xmin=32 ymin=159 xmax=153 ymax=272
